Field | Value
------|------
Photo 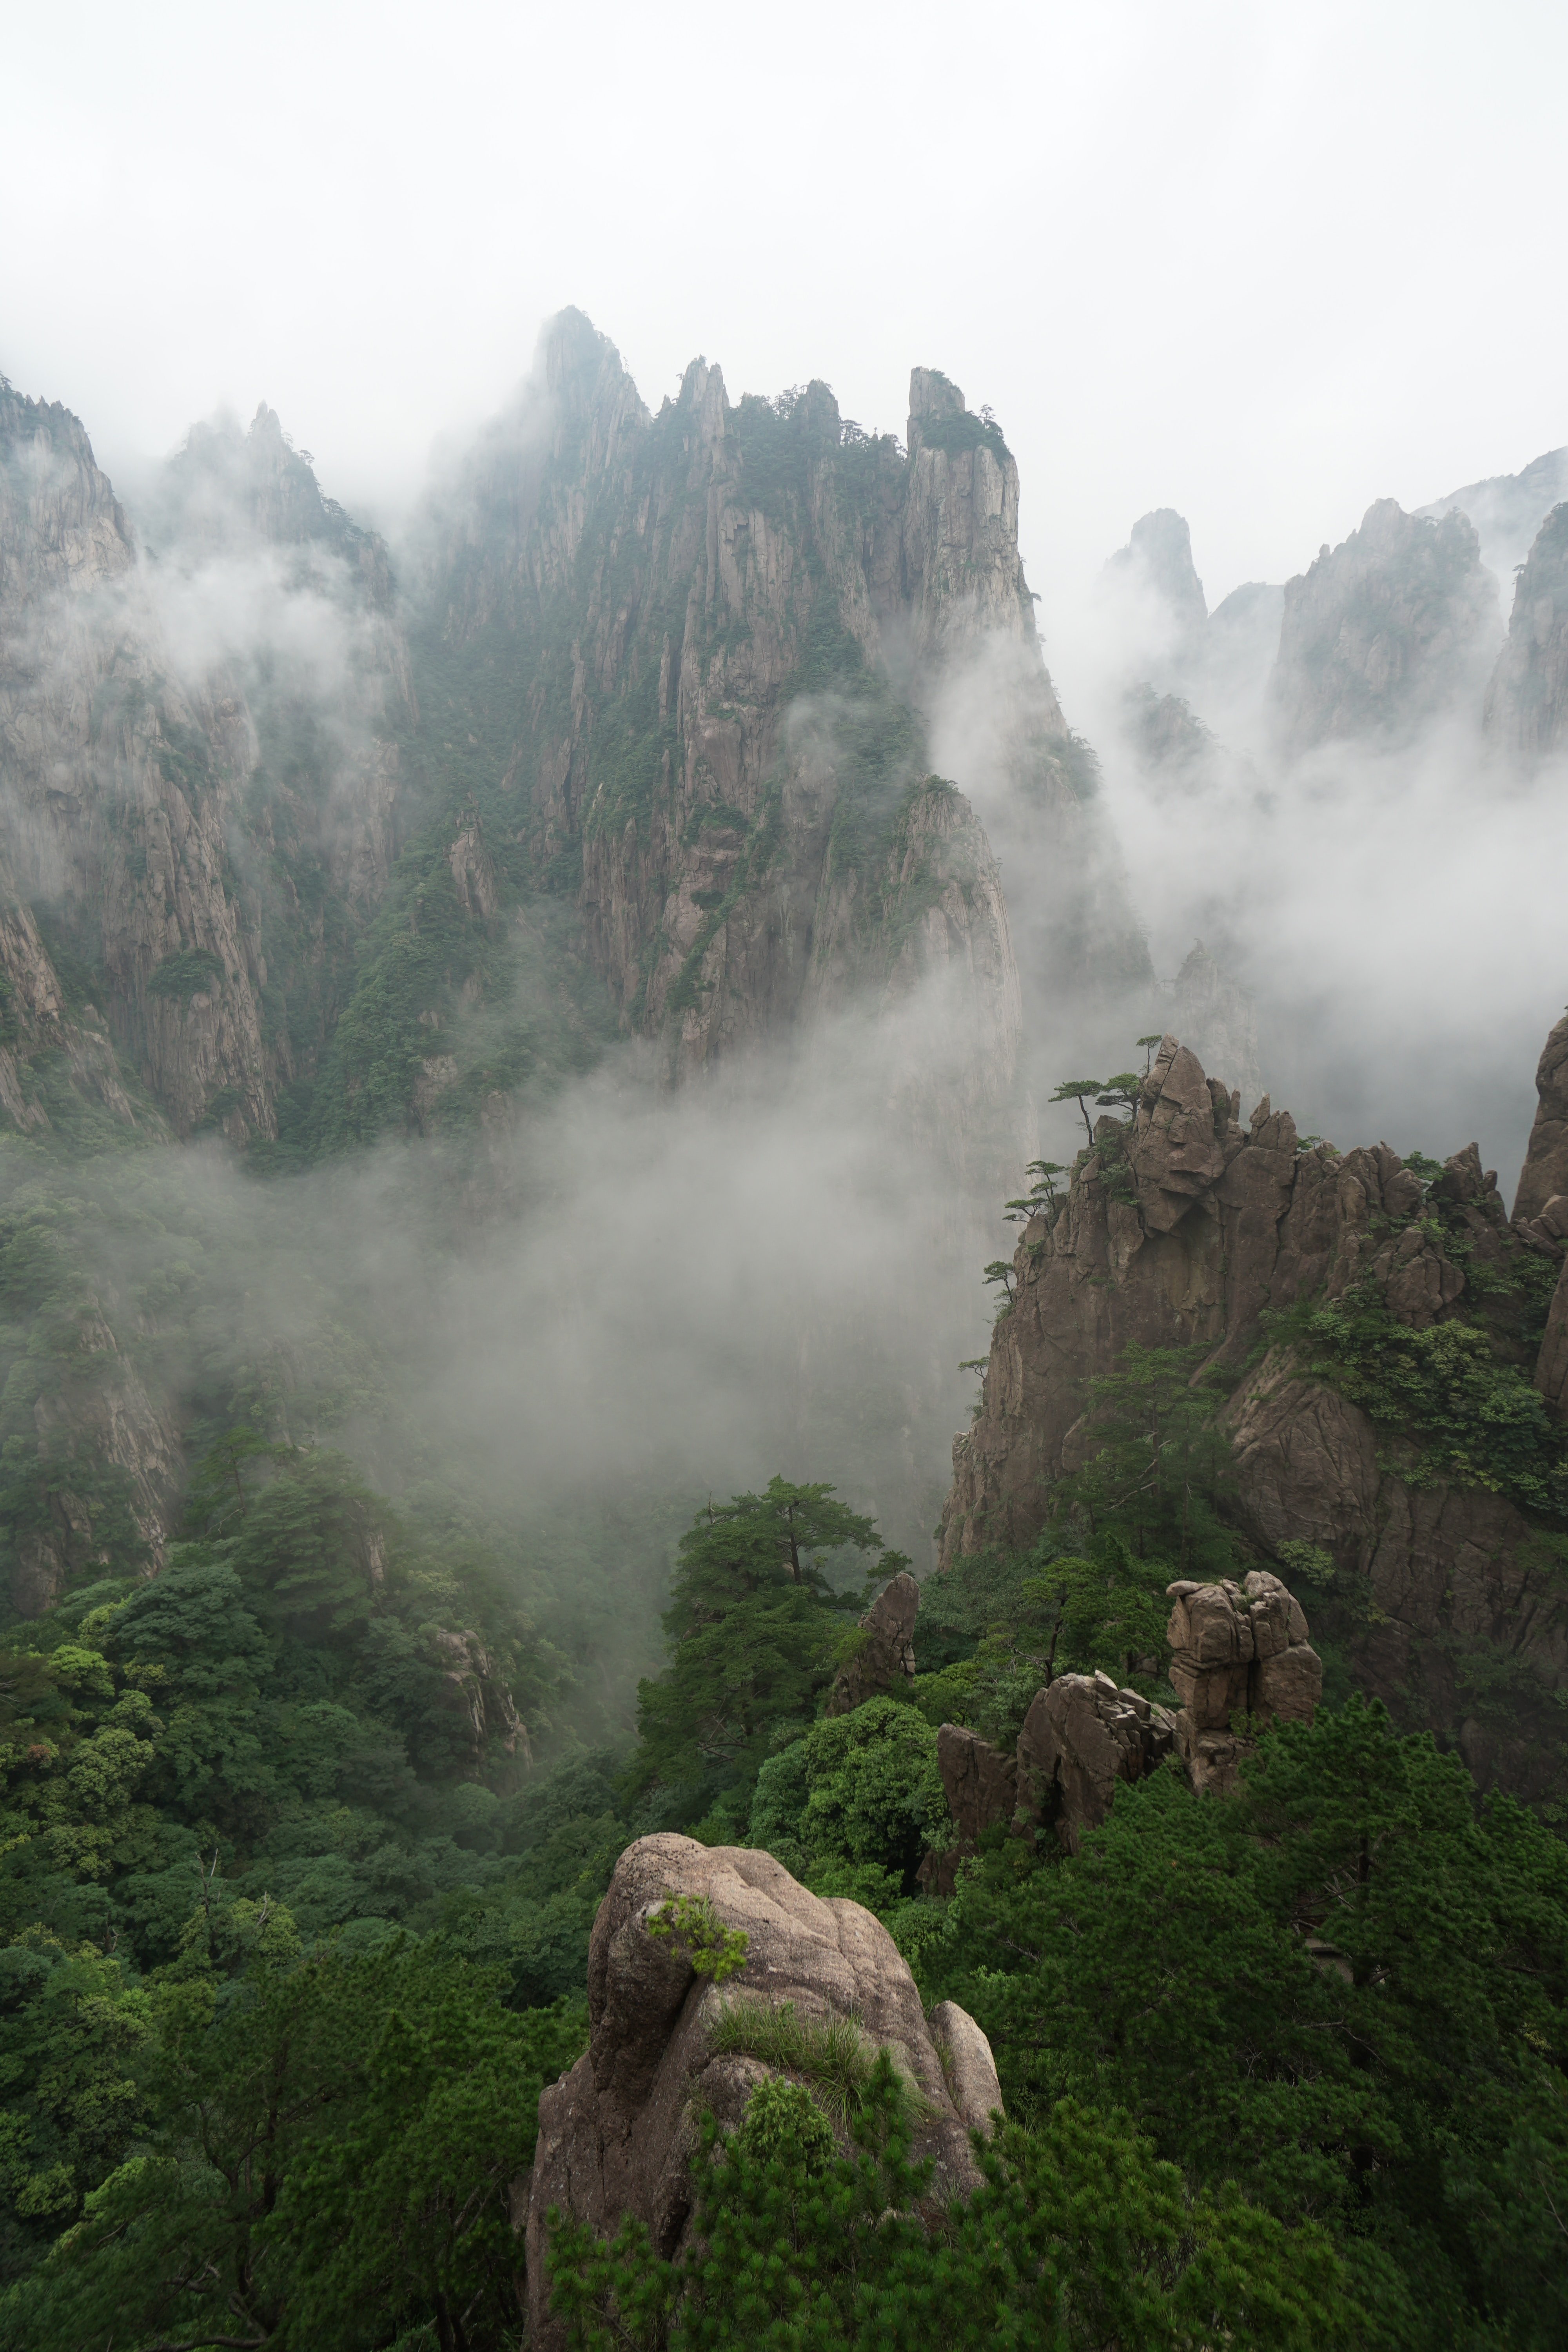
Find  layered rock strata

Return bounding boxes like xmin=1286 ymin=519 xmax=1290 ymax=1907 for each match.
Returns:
xmin=526 ymin=1833 xmax=1001 ymax=2350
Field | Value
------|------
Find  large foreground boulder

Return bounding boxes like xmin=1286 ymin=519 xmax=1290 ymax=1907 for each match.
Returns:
xmin=526 ymin=1834 xmax=1001 ymax=2349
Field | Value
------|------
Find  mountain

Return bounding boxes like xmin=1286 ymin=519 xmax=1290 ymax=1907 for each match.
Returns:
xmin=417 ymin=314 xmax=1149 ymax=1137
xmin=1269 ymin=497 xmax=1501 ymax=751
xmin=940 ymin=1018 xmax=1568 ymax=1802
xmin=1417 ymin=443 xmax=1568 ymax=581
xmin=0 ymin=382 xmax=417 ymax=1148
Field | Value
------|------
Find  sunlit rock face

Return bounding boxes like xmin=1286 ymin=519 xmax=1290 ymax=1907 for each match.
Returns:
xmin=1270 ymin=497 xmax=1500 ymax=751
xmin=938 ymin=1024 xmax=1568 ymax=1797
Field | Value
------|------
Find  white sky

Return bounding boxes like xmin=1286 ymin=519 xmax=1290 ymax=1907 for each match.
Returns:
xmin=4 ymin=0 xmax=1566 ymax=686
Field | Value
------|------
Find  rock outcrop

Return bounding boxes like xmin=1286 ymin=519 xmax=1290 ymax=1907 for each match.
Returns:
xmin=1484 ymin=503 xmax=1568 ymax=765
xmin=1511 ymin=1012 xmax=1568 ymax=1225
xmin=922 ymin=1573 xmax=1319 ymax=1877
xmin=938 ymin=1025 xmax=1568 ymax=1789
xmin=1270 ymin=498 xmax=1500 ymax=751
xmin=1165 ymin=1571 xmax=1322 ymax=1795
xmin=526 ymin=1834 xmax=1001 ymax=2350
xmin=1014 ymin=1671 xmax=1178 ymax=1851
xmin=824 ymin=1569 xmax=919 ymax=1716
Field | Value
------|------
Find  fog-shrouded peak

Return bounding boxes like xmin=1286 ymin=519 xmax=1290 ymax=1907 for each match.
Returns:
xmin=1106 ymin=508 xmax=1207 ymax=639
xmin=1270 ymin=496 xmax=1500 ymax=753
xmin=1418 ymin=444 xmax=1568 ymax=583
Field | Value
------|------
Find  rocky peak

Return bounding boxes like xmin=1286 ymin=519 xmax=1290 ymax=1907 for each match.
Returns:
xmin=0 ymin=383 xmax=133 ymax=612
xmin=1484 ymin=502 xmax=1568 ymax=764
xmin=1418 ymin=444 xmax=1568 ymax=580
xmin=1270 ymin=497 xmax=1501 ymax=751
xmin=426 ymin=314 xmax=1133 ymax=1119
xmin=906 ymin=365 xmax=967 ymax=447
xmin=1107 ymin=508 xmax=1208 ymax=642
xmin=938 ymin=1020 xmax=1568 ymax=1793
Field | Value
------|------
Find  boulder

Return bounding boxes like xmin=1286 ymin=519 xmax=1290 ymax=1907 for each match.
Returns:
xmin=526 ymin=1834 xmax=1000 ymax=2350
xmin=1165 ymin=1570 xmax=1322 ymax=1795
xmin=1015 ymin=1671 xmax=1177 ymax=1854
xmin=824 ymin=1569 xmax=919 ymax=1716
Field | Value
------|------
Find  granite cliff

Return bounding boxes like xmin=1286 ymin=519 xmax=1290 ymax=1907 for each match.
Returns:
xmin=940 ymin=1025 xmax=1568 ymax=1796
xmin=1484 ymin=501 xmax=1568 ymax=765
xmin=0 ymin=383 xmax=417 ymax=1144
xmin=423 ymin=313 xmax=1148 ymax=1156
xmin=1270 ymin=497 xmax=1500 ymax=751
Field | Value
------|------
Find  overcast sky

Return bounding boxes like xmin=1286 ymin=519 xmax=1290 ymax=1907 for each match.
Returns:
xmin=5 ymin=0 xmax=1565 ymax=682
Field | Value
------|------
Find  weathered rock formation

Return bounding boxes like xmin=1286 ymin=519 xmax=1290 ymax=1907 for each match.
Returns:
xmin=526 ymin=1833 xmax=1001 ymax=2349
xmin=427 ymin=312 xmax=1148 ymax=1134
xmin=0 ymin=381 xmax=421 ymax=1142
xmin=1015 ymin=1671 xmax=1178 ymax=1851
xmin=939 ymin=1025 xmax=1568 ymax=1790
xmin=1166 ymin=1570 xmax=1322 ymax=1795
xmin=923 ymin=1722 xmax=1019 ymax=1892
xmin=1511 ymin=1012 xmax=1568 ymax=1225
xmin=1484 ymin=503 xmax=1568 ymax=765
xmin=1270 ymin=498 xmax=1500 ymax=751
xmin=824 ymin=1568 xmax=919 ymax=1716
xmin=922 ymin=1573 xmax=1320 ymax=1877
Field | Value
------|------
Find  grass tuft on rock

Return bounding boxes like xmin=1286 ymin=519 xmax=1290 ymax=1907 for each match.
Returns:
xmin=708 ymin=1996 xmax=933 ymax=2130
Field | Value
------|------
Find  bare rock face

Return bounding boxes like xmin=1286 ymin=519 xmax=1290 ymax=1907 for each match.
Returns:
xmin=938 ymin=1022 xmax=1568 ymax=1786
xmin=1015 ymin=1672 xmax=1178 ymax=1853
xmin=0 ymin=381 xmax=418 ymax=1142
xmin=1512 ymin=1012 xmax=1568 ymax=1224
xmin=825 ymin=1570 xmax=918 ymax=1717
xmin=526 ymin=1835 xmax=1001 ymax=2350
xmin=1270 ymin=498 xmax=1500 ymax=751
xmin=1484 ymin=504 xmax=1568 ymax=764
xmin=920 ymin=1722 xmax=1018 ymax=1895
xmin=424 ymin=1626 xmax=532 ymax=1772
xmin=427 ymin=314 xmax=1148 ymax=1136
xmin=1165 ymin=1572 xmax=1322 ymax=1796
